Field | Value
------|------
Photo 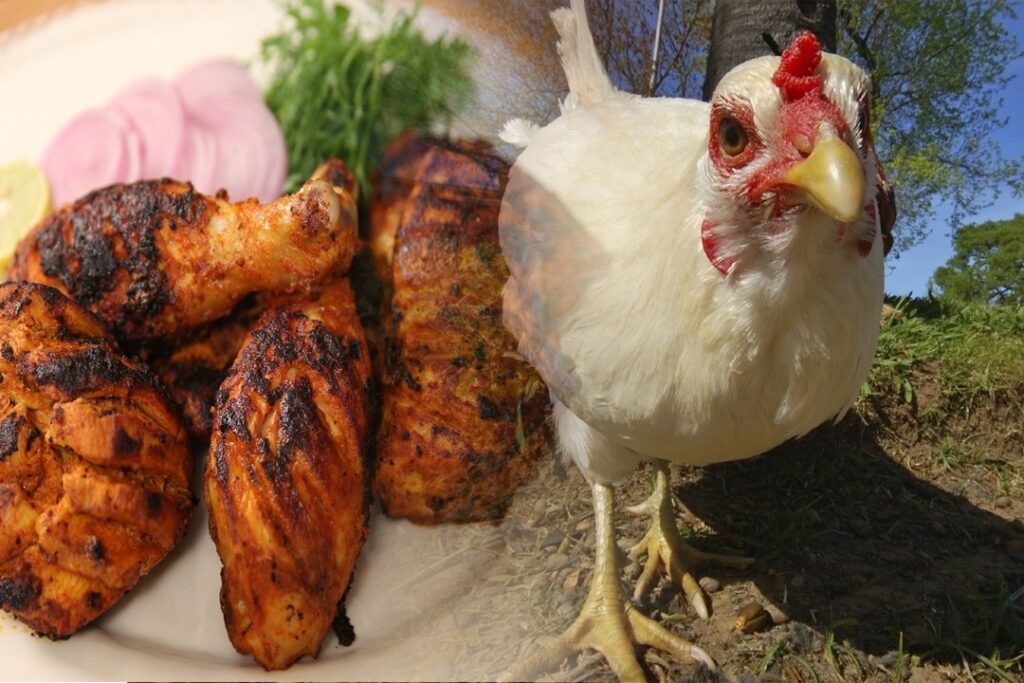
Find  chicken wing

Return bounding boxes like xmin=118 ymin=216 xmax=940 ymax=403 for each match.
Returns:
xmin=371 ymin=138 xmax=549 ymax=524
xmin=204 ymin=278 xmax=373 ymax=671
xmin=7 ymin=162 xmax=359 ymax=344
xmin=0 ymin=282 xmax=192 ymax=638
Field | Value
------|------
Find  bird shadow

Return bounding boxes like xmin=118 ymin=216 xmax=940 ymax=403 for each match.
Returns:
xmin=673 ymin=414 xmax=1024 ymax=670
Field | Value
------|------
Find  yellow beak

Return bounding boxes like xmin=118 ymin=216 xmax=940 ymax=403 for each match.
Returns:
xmin=782 ymin=136 xmax=865 ymax=224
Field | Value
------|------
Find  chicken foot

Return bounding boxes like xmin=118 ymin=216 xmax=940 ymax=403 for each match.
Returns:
xmin=500 ymin=482 xmax=715 ymax=682
xmin=627 ymin=460 xmax=753 ymax=618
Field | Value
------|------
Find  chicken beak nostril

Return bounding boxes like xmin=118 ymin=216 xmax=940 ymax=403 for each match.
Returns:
xmin=780 ymin=137 xmax=864 ymax=224
xmin=792 ymin=133 xmax=814 ymax=157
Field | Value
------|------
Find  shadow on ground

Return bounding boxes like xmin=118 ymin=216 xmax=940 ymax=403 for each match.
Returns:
xmin=675 ymin=415 xmax=1024 ymax=676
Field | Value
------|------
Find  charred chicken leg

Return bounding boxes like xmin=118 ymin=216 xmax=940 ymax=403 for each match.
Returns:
xmin=8 ymin=163 xmax=359 ymax=344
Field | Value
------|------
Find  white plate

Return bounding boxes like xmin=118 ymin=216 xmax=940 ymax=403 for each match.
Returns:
xmin=0 ymin=2 xmax=558 ymax=679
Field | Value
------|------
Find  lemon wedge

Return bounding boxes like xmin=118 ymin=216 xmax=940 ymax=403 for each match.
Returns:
xmin=0 ymin=160 xmax=52 ymax=277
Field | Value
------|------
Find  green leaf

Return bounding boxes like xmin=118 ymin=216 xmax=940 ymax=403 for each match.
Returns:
xmin=261 ymin=0 xmax=476 ymax=198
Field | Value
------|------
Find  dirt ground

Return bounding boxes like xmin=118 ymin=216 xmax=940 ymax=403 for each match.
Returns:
xmin=448 ymin=373 xmax=1024 ymax=682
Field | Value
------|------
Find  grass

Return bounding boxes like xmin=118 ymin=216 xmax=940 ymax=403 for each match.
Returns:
xmin=866 ymin=297 xmax=1024 ymax=413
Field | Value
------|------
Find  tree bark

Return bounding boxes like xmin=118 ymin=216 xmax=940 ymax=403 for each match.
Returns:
xmin=702 ymin=0 xmax=837 ymax=101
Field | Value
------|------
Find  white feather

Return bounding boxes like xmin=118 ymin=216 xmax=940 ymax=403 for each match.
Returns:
xmin=499 ymin=118 xmax=541 ymax=148
xmin=551 ymin=0 xmax=616 ymax=108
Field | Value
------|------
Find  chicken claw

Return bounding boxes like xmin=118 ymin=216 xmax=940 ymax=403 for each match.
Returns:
xmin=627 ymin=461 xmax=753 ymax=619
xmin=500 ymin=483 xmax=715 ymax=682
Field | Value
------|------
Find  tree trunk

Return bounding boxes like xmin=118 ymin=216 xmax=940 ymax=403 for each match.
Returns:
xmin=702 ymin=0 xmax=837 ymax=101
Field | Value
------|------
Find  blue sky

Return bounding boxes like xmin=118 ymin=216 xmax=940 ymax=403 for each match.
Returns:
xmin=885 ymin=7 xmax=1024 ymax=296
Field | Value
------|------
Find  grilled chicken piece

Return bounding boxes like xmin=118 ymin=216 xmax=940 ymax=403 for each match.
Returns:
xmin=372 ymin=139 xmax=549 ymax=524
xmin=370 ymin=135 xmax=503 ymax=286
xmin=139 ymin=160 xmax=360 ymax=440
xmin=0 ymin=282 xmax=192 ymax=638
xmin=204 ymin=278 xmax=373 ymax=671
xmin=145 ymin=296 xmax=268 ymax=440
xmin=7 ymin=161 xmax=359 ymax=344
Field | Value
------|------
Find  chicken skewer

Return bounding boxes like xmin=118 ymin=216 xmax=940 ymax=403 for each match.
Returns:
xmin=8 ymin=164 xmax=359 ymax=344
xmin=498 ymin=1 xmax=894 ymax=679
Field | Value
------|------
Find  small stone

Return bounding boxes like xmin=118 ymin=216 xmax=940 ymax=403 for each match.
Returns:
xmin=617 ymin=537 xmax=638 ymax=553
xmin=698 ymin=576 xmax=721 ymax=593
xmin=734 ymin=602 xmax=770 ymax=633
xmin=562 ymin=568 xmax=582 ymax=592
xmin=784 ymin=622 xmax=815 ymax=654
xmin=994 ymin=496 xmax=1012 ymax=509
xmin=528 ymin=500 xmax=547 ymax=525
xmin=872 ymin=650 xmax=905 ymax=669
xmin=539 ymin=531 xmax=564 ymax=549
xmin=543 ymin=553 xmax=570 ymax=571
xmin=575 ymin=519 xmax=590 ymax=532
xmin=930 ymin=521 xmax=946 ymax=535
xmin=789 ymin=574 xmax=806 ymax=588
xmin=765 ymin=603 xmax=790 ymax=625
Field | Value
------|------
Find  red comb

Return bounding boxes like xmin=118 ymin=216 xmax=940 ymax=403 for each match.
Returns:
xmin=772 ymin=32 xmax=823 ymax=102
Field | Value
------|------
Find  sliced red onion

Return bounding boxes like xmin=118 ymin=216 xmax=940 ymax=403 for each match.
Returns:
xmin=181 ymin=90 xmax=287 ymax=202
xmin=40 ymin=58 xmax=287 ymax=206
xmin=174 ymin=59 xmax=262 ymax=111
xmin=41 ymin=108 xmax=129 ymax=207
xmin=178 ymin=122 xmax=221 ymax=196
xmin=111 ymin=80 xmax=188 ymax=180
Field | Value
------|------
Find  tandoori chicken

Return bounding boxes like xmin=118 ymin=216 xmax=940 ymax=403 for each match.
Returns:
xmin=371 ymin=138 xmax=549 ymax=524
xmin=204 ymin=278 xmax=373 ymax=671
xmin=144 ymin=295 xmax=268 ymax=440
xmin=7 ymin=164 xmax=359 ymax=344
xmin=0 ymin=282 xmax=193 ymax=638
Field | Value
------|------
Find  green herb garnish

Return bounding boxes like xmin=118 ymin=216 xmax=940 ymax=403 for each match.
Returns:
xmin=261 ymin=0 xmax=475 ymax=196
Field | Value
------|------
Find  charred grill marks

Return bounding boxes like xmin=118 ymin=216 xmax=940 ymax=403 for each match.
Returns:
xmin=0 ymin=415 xmax=21 ymax=460
xmin=0 ymin=282 xmax=193 ymax=638
xmin=0 ymin=576 xmax=39 ymax=611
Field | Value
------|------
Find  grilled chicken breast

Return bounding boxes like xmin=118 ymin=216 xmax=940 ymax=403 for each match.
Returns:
xmin=204 ymin=278 xmax=373 ymax=671
xmin=8 ymin=162 xmax=359 ymax=344
xmin=372 ymin=139 xmax=549 ymax=524
xmin=0 ymin=282 xmax=192 ymax=638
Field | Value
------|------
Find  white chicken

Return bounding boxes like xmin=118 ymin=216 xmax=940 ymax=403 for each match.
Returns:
xmin=498 ymin=0 xmax=894 ymax=679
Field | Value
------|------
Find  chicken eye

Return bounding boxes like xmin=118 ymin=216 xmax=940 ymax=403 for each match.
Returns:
xmin=717 ymin=118 xmax=749 ymax=157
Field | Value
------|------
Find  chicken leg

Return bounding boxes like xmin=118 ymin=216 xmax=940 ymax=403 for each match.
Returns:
xmin=8 ymin=160 xmax=359 ymax=344
xmin=500 ymin=482 xmax=715 ymax=682
xmin=627 ymin=460 xmax=753 ymax=618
